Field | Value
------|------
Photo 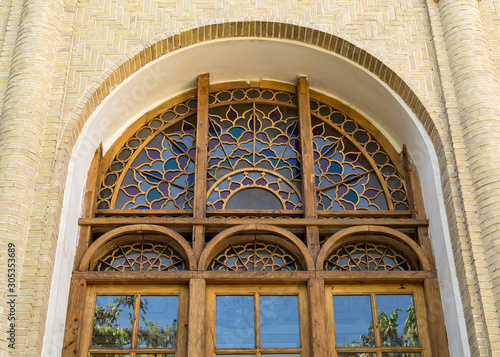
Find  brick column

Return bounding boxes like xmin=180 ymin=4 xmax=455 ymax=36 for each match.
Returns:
xmin=0 ymin=0 xmax=63 ymax=355
xmin=438 ymin=0 xmax=500 ymax=355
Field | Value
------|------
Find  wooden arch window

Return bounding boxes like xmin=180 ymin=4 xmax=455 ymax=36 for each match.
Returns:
xmin=66 ymin=75 xmax=449 ymax=357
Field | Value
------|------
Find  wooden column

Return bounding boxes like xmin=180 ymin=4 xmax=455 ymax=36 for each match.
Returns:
xmin=193 ymin=73 xmax=210 ymax=259
xmin=74 ymin=145 xmax=102 ymax=270
xmin=307 ymin=278 xmax=329 ymax=356
xmin=423 ymin=277 xmax=450 ymax=357
xmin=297 ymin=76 xmax=320 ymax=258
xmin=187 ymin=278 xmax=206 ymax=357
xmin=61 ymin=279 xmax=87 ymax=357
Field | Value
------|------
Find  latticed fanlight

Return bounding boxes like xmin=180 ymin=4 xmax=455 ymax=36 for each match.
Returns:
xmin=95 ymin=241 xmax=186 ymax=272
xmin=325 ymin=241 xmax=413 ymax=271
xmin=209 ymin=241 xmax=300 ymax=271
xmin=96 ymin=88 xmax=408 ymax=211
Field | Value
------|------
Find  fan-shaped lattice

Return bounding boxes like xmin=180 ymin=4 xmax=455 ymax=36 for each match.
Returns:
xmin=209 ymin=242 xmax=300 ymax=271
xmin=325 ymin=242 xmax=412 ymax=271
xmin=95 ymin=242 xmax=185 ymax=271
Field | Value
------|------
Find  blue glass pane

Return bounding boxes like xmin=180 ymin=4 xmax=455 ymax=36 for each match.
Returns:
xmin=91 ymin=296 xmax=134 ymax=348
xmin=376 ymin=295 xmax=419 ymax=347
xmin=137 ymin=296 xmax=178 ymax=348
xmin=216 ymin=296 xmax=255 ymax=348
xmin=226 ymin=188 xmax=284 ymax=210
xmin=333 ymin=295 xmax=374 ymax=347
xmin=260 ymin=296 xmax=300 ymax=348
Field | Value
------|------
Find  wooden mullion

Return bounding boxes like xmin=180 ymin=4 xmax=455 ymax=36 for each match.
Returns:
xmin=74 ymin=145 xmax=102 ymax=270
xmin=188 ymin=278 xmax=206 ymax=357
xmin=61 ymin=279 xmax=87 ymax=357
xmin=423 ymin=277 xmax=449 ymax=357
xmin=193 ymin=73 xmax=210 ymax=258
xmin=131 ymin=294 xmax=141 ymax=349
xmin=371 ymin=293 xmax=382 ymax=349
xmin=308 ymin=278 xmax=328 ymax=356
xmin=255 ymin=293 xmax=261 ymax=350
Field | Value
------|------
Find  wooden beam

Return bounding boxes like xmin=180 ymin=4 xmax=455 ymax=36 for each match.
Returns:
xmin=187 ymin=278 xmax=206 ymax=357
xmin=193 ymin=73 xmax=210 ymax=258
xmin=80 ymin=216 xmax=428 ymax=228
xmin=61 ymin=279 xmax=87 ymax=357
xmin=308 ymin=278 xmax=329 ymax=356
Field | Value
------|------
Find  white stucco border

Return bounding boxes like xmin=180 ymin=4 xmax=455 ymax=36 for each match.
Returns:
xmin=42 ymin=38 xmax=469 ymax=356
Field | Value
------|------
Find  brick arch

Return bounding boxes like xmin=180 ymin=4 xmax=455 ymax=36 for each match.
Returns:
xmin=62 ymin=19 xmax=445 ymax=158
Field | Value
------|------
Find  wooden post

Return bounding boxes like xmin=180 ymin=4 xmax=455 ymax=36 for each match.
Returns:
xmin=423 ymin=277 xmax=450 ymax=357
xmin=193 ymin=73 xmax=210 ymax=259
xmin=297 ymin=76 xmax=320 ymax=258
xmin=74 ymin=145 xmax=102 ymax=270
xmin=188 ymin=278 xmax=206 ymax=356
xmin=308 ymin=278 xmax=329 ymax=356
xmin=61 ymin=279 xmax=87 ymax=357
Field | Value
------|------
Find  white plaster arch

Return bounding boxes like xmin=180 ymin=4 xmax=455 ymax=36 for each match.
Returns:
xmin=42 ymin=38 xmax=469 ymax=356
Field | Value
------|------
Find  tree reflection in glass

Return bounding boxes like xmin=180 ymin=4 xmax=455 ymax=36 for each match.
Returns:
xmin=216 ymin=295 xmax=255 ymax=348
xmin=91 ymin=295 xmax=134 ymax=348
xmin=137 ymin=296 xmax=179 ymax=348
xmin=333 ymin=295 xmax=374 ymax=347
xmin=376 ymin=295 xmax=419 ymax=347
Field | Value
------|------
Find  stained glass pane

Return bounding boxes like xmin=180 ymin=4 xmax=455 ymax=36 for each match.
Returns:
xmin=207 ymin=98 xmax=302 ymax=211
xmin=115 ymin=116 xmax=196 ymax=210
xmin=260 ymin=296 xmax=300 ymax=348
xmin=333 ymin=295 xmax=374 ymax=347
xmin=137 ymin=296 xmax=179 ymax=348
xmin=376 ymin=295 xmax=419 ymax=347
xmin=91 ymin=295 xmax=134 ymax=348
xmin=216 ymin=296 xmax=255 ymax=348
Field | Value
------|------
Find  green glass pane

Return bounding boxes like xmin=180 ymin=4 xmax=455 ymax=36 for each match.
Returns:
xmin=333 ymin=295 xmax=374 ymax=347
xmin=382 ymin=353 xmax=421 ymax=357
xmin=376 ymin=295 xmax=419 ymax=347
xmin=91 ymin=295 xmax=134 ymax=348
xmin=216 ymin=295 xmax=255 ymax=348
xmin=137 ymin=296 xmax=179 ymax=348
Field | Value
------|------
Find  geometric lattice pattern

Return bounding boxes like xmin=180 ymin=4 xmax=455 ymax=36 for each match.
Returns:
xmin=96 ymin=97 xmax=198 ymax=210
xmin=325 ymin=242 xmax=412 ymax=271
xmin=310 ymin=99 xmax=409 ymax=211
xmin=95 ymin=242 xmax=185 ymax=271
xmin=207 ymin=88 xmax=302 ymax=210
xmin=209 ymin=241 xmax=300 ymax=271
xmin=115 ymin=116 xmax=197 ymax=209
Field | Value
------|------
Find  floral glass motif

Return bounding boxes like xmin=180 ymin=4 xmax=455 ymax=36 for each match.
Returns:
xmin=209 ymin=241 xmax=300 ymax=271
xmin=95 ymin=242 xmax=185 ymax=272
xmin=325 ymin=242 xmax=412 ymax=271
xmin=310 ymin=99 xmax=409 ymax=211
xmin=207 ymin=91 xmax=302 ymax=210
xmin=115 ymin=116 xmax=196 ymax=210
xmin=97 ymin=97 xmax=197 ymax=210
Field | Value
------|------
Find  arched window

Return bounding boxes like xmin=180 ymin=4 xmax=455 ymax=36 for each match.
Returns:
xmin=63 ymin=75 xmax=449 ymax=357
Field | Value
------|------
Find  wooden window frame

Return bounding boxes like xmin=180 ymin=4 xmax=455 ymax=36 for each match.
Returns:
xmin=205 ymin=284 xmax=310 ymax=357
xmin=79 ymin=284 xmax=188 ymax=357
xmin=325 ymin=283 xmax=431 ymax=357
xmin=62 ymin=74 xmax=450 ymax=357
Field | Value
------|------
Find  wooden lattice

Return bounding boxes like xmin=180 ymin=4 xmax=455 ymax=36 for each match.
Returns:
xmin=325 ymin=242 xmax=412 ymax=271
xmin=95 ymin=242 xmax=185 ymax=271
xmin=310 ymin=99 xmax=409 ymax=210
xmin=209 ymin=242 xmax=300 ymax=271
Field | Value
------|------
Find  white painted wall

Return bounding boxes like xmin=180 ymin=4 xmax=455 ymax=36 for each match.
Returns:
xmin=42 ymin=39 xmax=469 ymax=356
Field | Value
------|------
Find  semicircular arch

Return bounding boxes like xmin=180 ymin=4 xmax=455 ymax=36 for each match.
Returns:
xmin=316 ymin=225 xmax=432 ymax=271
xmin=79 ymin=224 xmax=197 ymax=271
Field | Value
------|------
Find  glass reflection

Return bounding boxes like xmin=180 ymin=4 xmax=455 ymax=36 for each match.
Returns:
xmin=337 ymin=354 xmax=376 ymax=357
xmin=382 ymin=353 xmax=421 ymax=357
xmin=90 ymin=354 xmax=130 ymax=357
xmin=216 ymin=296 xmax=255 ymax=348
xmin=333 ymin=295 xmax=374 ymax=347
xmin=137 ymin=296 xmax=179 ymax=348
xmin=226 ymin=187 xmax=284 ymax=210
xmin=91 ymin=295 xmax=134 ymax=348
xmin=376 ymin=295 xmax=419 ymax=347
xmin=136 ymin=355 xmax=175 ymax=357
xmin=260 ymin=296 xmax=300 ymax=348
